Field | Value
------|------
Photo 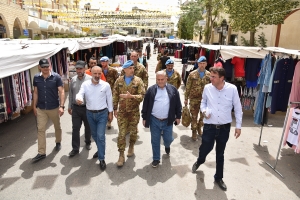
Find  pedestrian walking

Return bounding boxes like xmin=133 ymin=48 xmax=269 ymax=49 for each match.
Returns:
xmin=85 ymin=57 xmax=106 ymax=81
xmin=68 ymin=60 xmax=92 ymax=157
xmin=142 ymin=71 xmax=182 ymax=168
xmin=113 ymin=60 xmax=145 ymax=167
xmin=163 ymin=59 xmax=182 ymax=89
xmin=184 ymin=56 xmax=211 ymax=140
xmin=192 ymin=67 xmax=243 ymax=191
xmin=76 ymin=66 xmax=113 ymax=170
xmin=100 ymin=56 xmax=119 ymax=130
xmin=155 ymin=49 xmax=170 ymax=73
xmin=32 ymin=58 xmax=65 ymax=162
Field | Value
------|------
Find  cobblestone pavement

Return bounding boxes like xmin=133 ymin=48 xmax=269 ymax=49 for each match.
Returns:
xmin=0 ymin=43 xmax=299 ymax=200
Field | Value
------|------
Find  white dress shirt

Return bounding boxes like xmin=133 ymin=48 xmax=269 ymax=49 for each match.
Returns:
xmin=76 ymin=80 xmax=113 ymax=112
xmin=200 ymin=82 xmax=243 ymax=129
xmin=151 ymin=85 xmax=170 ymax=119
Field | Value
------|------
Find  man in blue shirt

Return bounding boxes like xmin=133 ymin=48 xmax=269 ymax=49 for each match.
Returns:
xmin=32 ymin=58 xmax=65 ymax=162
xmin=192 ymin=67 xmax=243 ymax=191
xmin=142 ymin=71 xmax=182 ymax=168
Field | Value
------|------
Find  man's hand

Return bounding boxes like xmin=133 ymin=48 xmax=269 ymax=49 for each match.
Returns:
xmin=184 ymin=100 xmax=188 ymax=106
xmin=120 ymin=91 xmax=133 ymax=99
xmin=58 ymin=107 xmax=64 ymax=117
xmin=234 ymin=128 xmax=241 ymax=139
xmin=33 ymin=107 xmax=37 ymax=116
xmin=143 ymin=120 xmax=146 ymax=127
xmin=76 ymin=99 xmax=83 ymax=105
xmin=108 ymin=112 xmax=113 ymax=122
xmin=175 ymin=119 xmax=181 ymax=125
xmin=68 ymin=108 xmax=72 ymax=115
xmin=114 ymin=110 xmax=118 ymax=118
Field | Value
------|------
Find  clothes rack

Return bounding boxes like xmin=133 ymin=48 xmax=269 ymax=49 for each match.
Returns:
xmin=258 ymin=93 xmax=268 ymax=146
xmin=265 ymin=101 xmax=300 ymax=178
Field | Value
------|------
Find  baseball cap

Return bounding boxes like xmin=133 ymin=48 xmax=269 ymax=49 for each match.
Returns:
xmin=75 ymin=60 xmax=86 ymax=68
xmin=39 ymin=58 xmax=49 ymax=67
xmin=165 ymin=59 xmax=174 ymax=65
xmin=197 ymin=56 xmax=207 ymax=63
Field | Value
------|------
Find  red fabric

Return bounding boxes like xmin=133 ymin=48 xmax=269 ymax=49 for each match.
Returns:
xmin=231 ymin=57 xmax=245 ymax=77
xmin=200 ymin=48 xmax=206 ymax=56
xmin=208 ymin=50 xmax=215 ymax=65
xmin=214 ymin=62 xmax=223 ymax=68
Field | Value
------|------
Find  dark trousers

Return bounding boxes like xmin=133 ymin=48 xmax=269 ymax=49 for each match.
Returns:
xmin=197 ymin=123 xmax=230 ymax=180
xmin=72 ymin=105 xmax=91 ymax=151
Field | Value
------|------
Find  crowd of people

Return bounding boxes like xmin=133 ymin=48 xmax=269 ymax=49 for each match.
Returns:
xmin=31 ymin=44 xmax=243 ymax=191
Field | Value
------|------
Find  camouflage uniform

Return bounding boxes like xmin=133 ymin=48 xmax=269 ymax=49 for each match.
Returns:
xmin=163 ymin=69 xmax=182 ymax=90
xmin=184 ymin=70 xmax=211 ymax=134
xmin=104 ymin=66 xmax=119 ymax=91
xmin=121 ymin=62 xmax=148 ymax=90
xmin=113 ymin=76 xmax=145 ymax=152
xmin=157 ymin=53 xmax=162 ymax=61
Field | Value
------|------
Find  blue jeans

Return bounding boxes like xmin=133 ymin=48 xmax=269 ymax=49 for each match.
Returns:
xmin=86 ymin=109 xmax=108 ymax=160
xmin=196 ymin=123 xmax=230 ymax=180
xmin=150 ymin=115 xmax=174 ymax=161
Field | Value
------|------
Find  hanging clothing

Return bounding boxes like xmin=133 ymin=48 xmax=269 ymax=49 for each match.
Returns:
xmin=245 ymin=58 xmax=262 ymax=88
xmin=231 ymin=57 xmax=245 ymax=77
xmin=289 ymin=61 xmax=300 ymax=108
xmin=283 ymin=107 xmax=300 ymax=153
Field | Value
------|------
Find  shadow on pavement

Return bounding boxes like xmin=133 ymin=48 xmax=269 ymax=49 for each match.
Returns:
xmin=105 ymin=155 xmax=137 ymax=186
xmin=253 ymin=144 xmax=300 ymax=198
xmin=136 ymin=154 xmax=176 ymax=186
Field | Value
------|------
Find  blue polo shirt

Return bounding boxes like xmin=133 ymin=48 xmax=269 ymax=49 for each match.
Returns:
xmin=33 ymin=72 xmax=63 ymax=110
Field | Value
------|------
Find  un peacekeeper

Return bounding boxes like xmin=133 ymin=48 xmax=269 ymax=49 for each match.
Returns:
xmin=163 ymin=59 xmax=182 ymax=90
xmin=157 ymin=46 xmax=165 ymax=61
xmin=184 ymin=56 xmax=211 ymax=141
xmin=100 ymin=56 xmax=119 ymax=130
xmin=121 ymin=51 xmax=148 ymax=90
xmin=113 ymin=60 xmax=145 ymax=167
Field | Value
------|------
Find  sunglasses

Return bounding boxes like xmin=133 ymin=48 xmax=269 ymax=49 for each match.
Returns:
xmin=41 ymin=66 xmax=49 ymax=68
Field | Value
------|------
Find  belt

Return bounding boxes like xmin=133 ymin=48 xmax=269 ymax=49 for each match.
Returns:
xmin=153 ymin=116 xmax=167 ymax=121
xmin=205 ymin=123 xmax=230 ymax=129
xmin=73 ymin=104 xmax=86 ymax=107
xmin=87 ymin=108 xmax=107 ymax=113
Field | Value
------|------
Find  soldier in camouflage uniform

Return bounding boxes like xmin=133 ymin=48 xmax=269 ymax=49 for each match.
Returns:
xmin=113 ymin=60 xmax=145 ymax=167
xmin=163 ymin=59 xmax=182 ymax=90
xmin=157 ymin=46 xmax=165 ymax=61
xmin=184 ymin=56 xmax=211 ymax=141
xmin=100 ymin=56 xmax=119 ymax=129
xmin=121 ymin=51 xmax=148 ymax=90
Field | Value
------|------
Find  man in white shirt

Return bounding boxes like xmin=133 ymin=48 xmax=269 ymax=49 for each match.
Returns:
xmin=192 ymin=67 xmax=243 ymax=191
xmin=76 ymin=66 xmax=113 ymax=170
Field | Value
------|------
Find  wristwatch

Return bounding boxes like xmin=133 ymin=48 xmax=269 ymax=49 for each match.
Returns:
xmin=60 ymin=105 xmax=65 ymax=109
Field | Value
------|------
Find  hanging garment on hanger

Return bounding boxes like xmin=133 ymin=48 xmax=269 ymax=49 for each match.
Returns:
xmin=11 ymin=74 xmax=21 ymax=113
xmin=289 ymin=61 xmax=300 ymax=108
xmin=245 ymin=58 xmax=262 ymax=88
xmin=0 ymin=79 xmax=7 ymax=120
xmin=283 ymin=107 xmax=300 ymax=153
xmin=231 ymin=57 xmax=245 ymax=78
xmin=270 ymin=57 xmax=295 ymax=114
xmin=25 ymin=70 xmax=32 ymax=106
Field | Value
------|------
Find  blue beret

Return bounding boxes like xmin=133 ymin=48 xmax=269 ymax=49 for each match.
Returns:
xmin=100 ymin=56 xmax=109 ymax=61
xmin=165 ymin=59 xmax=174 ymax=65
xmin=197 ymin=56 xmax=207 ymax=63
xmin=122 ymin=60 xmax=134 ymax=69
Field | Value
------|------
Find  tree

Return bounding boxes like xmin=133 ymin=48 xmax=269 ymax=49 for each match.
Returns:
xmin=179 ymin=0 xmax=224 ymax=43
xmin=225 ymin=0 xmax=299 ymax=46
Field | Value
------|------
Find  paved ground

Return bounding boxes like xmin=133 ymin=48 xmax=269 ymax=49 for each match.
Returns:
xmin=0 ymin=43 xmax=299 ymax=200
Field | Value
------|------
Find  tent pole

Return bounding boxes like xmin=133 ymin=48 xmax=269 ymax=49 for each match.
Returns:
xmin=258 ymin=93 xmax=267 ymax=146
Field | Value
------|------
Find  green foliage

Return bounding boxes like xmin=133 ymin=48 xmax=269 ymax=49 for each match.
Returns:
xmin=240 ymin=36 xmax=252 ymax=46
xmin=224 ymin=0 xmax=299 ymax=46
xmin=33 ymin=35 xmax=41 ymax=40
xmin=257 ymin=32 xmax=268 ymax=47
xmin=18 ymin=35 xmax=28 ymax=39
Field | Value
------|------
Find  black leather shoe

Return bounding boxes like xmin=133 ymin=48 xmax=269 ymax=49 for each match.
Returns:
xmin=32 ymin=154 xmax=46 ymax=162
xmin=69 ymin=150 xmax=79 ymax=157
xmin=55 ymin=143 xmax=61 ymax=151
xmin=86 ymin=143 xmax=92 ymax=150
xmin=152 ymin=160 xmax=160 ymax=168
xmin=93 ymin=151 xmax=98 ymax=158
xmin=165 ymin=147 xmax=170 ymax=155
xmin=99 ymin=160 xmax=106 ymax=170
xmin=192 ymin=161 xmax=200 ymax=173
xmin=215 ymin=179 xmax=227 ymax=191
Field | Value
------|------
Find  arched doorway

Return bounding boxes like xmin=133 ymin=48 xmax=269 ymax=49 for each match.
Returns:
xmin=0 ymin=14 xmax=9 ymax=38
xmin=154 ymin=29 xmax=159 ymax=38
xmin=13 ymin=17 xmax=23 ymax=39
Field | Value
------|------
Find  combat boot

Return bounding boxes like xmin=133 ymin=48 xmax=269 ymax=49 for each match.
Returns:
xmin=116 ymin=152 xmax=125 ymax=167
xmin=192 ymin=130 xmax=197 ymax=141
xmin=127 ymin=143 xmax=134 ymax=157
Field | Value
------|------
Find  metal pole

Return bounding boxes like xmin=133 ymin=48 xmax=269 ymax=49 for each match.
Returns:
xmin=258 ymin=93 xmax=267 ymax=146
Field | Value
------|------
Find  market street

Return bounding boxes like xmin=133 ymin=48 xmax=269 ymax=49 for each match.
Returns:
xmin=0 ymin=43 xmax=299 ymax=200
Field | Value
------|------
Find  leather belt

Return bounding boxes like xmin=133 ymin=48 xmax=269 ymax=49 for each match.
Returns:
xmin=205 ymin=123 xmax=230 ymax=129
xmin=87 ymin=108 xmax=107 ymax=113
xmin=153 ymin=116 xmax=167 ymax=121
xmin=73 ymin=104 xmax=86 ymax=107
